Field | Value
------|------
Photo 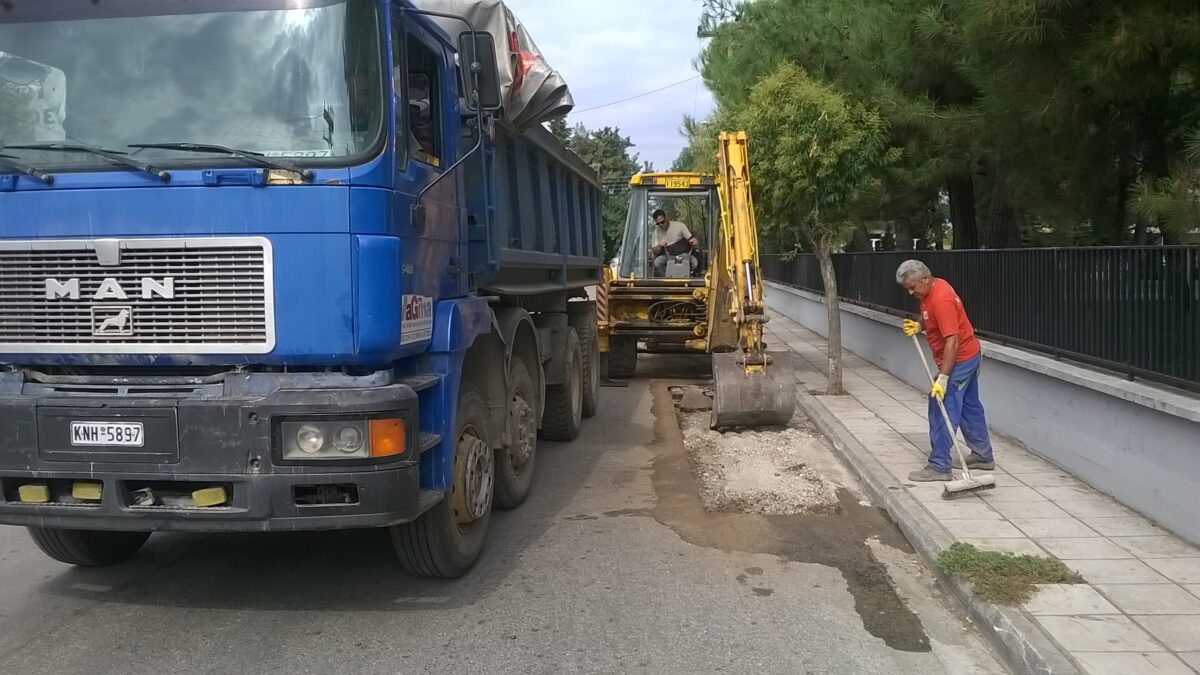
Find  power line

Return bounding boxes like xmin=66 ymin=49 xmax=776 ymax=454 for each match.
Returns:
xmin=569 ymin=75 xmax=701 ymax=116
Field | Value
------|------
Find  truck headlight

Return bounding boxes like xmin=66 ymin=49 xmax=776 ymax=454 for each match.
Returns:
xmin=279 ymin=419 xmax=404 ymax=460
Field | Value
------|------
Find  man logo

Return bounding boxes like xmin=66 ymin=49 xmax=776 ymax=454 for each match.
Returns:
xmin=92 ymin=306 xmax=133 ymax=336
xmin=45 ymin=277 xmax=175 ymax=301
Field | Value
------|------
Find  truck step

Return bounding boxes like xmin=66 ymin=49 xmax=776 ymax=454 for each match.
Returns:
xmin=419 ymin=432 xmax=442 ymax=453
xmin=399 ymin=374 xmax=441 ymax=393
xmin=417 ymin=490 xmax=443 ymax=513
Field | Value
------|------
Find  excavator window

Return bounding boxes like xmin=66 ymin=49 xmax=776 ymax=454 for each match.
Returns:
xmin=618 ymin=189 xmax=716 ymax=278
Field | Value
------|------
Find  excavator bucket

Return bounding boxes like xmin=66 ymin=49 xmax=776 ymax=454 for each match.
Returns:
xmin=709 ymin=351 xmax=797 ymax=429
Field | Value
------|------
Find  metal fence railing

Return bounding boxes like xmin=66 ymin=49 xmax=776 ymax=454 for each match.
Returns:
xmin=761 ymin=248 xmax=1200 ymax=391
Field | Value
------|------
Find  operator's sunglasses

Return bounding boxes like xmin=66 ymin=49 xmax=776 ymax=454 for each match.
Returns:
xmin=655 ymin=218 xmax=667 ymax=225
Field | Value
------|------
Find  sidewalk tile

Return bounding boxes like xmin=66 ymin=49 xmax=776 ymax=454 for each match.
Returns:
xmin=921 ymin=499 xmax=1003 ymax=520
xmin=1132 ymin=615 xmax=1200 ymax=651
xmin=1179 ymin=653 xmax=1200 ymax=672
xmin=1144 ymin=559 xmax=1200 ymax=585
xmin=960 ymin=537 xmax=1047 ymax=556
xmin=1037 ymin=538 xmax=1134 ymax=560
xmin=1009 ymin=472 xmax=1090 ymax=488
xmin=1012 ymin=517 xmax=1098 ymax=539
xmin=978 ymin=485 xmax=1049 ymax=502
xmin=942 ymin=518 xmax=1025 ymax=539
xmin=1073 ymin=652 xmax=1194 ymax=675
xmin=1036 ymin=486 xmax=1108 ymax=502
xmin=1057 ymin=500 xmax=1137 ymax=519
xmin=1034 ymin=615 xmax=1162 ymax=652
xmin=1024 ymin=584 xmax=1120 ymax=615
xmin=1188 ymin=585 xmax=1200 ymax=599
xmin=1113 ymin=536 xmax=1198 ymax=559
xmin=907 ymin=485 xmax=959 ymax=503
xmin=1082 ymin=517 xmax=1167 ymax=538
xmin=1097 ymin=583 xmax=1200 ymax=615
xmin=1061 ymin=559 xmax=1172 ymax=584
xmin=989 ymin=500 xmax=1072 ymax=520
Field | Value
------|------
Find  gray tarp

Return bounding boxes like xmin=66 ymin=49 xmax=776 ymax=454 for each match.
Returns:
xmin=413 ymin=0 xmax=573 ymax=128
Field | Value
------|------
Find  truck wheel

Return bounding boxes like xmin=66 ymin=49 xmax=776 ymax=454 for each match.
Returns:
xmin=568 ymin=309 xmax=599 ymax=419
xmin=607 ymin=336 xmax=638 ymax=379
xmin=391 ymin=385 xmax=493 ymax=578
xmin=26 ymin=527 xmax=150 ymax=567
xmin=494 ymin=358 xmax=537 ymax=509
xmin=540 ymin=328 xmax=583 ymax=441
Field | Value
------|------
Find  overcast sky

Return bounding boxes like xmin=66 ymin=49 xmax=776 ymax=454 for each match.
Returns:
xmin=504 ymin=0 xmax=716 ymax=170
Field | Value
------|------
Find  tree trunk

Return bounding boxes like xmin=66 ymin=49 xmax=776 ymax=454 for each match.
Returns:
xmin=946 ymin=173 xmax=978 ymax=249
xmin=815 ymin=240 xmax=843 ymax=395
xmin=896 ymin=216 xmax=915 ymax=251
xmin=852 ymin=222 xmax=872 ymax=252
xmin=981 ymin=166 xmax=1021 ymax=249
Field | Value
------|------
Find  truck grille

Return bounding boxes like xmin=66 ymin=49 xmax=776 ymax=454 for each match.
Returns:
xmin=0 ymin=237 xmax=275 ymax=354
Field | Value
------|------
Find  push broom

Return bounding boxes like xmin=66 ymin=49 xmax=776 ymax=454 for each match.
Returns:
xmin=911 ymin=335 xmax=996 ymax=499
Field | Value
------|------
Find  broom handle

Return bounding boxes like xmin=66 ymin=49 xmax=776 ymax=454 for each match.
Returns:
xmin=911 ymin=334 xmax=975 ymax=479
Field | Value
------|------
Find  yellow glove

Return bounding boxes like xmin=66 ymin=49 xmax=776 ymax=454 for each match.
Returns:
xmin=902 ymin=318 xmax=920 ymax=337
xmin=930 ymin=374 xmax=949 ymax=401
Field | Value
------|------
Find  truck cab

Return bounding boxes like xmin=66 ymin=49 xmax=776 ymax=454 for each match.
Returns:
xmin=0 ymin=0 xmax=602 ymax=577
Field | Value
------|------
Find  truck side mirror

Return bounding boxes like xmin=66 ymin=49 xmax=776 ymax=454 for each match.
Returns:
xmin=458 ymin=33 xmax=502 ymax=112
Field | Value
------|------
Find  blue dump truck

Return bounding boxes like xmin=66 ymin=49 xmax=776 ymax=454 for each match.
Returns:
xmin=0 ymin=0 xmax=602 ymax=577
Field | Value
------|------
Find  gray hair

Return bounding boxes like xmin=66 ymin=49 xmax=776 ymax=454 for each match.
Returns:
xmin=895 ymin=259 xmax=931 ymax=284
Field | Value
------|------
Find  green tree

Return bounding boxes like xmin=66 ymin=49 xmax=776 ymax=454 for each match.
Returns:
xmin=736 ymin=64 xmax=892 ymax=393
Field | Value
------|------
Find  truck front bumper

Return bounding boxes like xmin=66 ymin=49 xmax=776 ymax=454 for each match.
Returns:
xmin=0 ymin=374 xmax=430 ymax=532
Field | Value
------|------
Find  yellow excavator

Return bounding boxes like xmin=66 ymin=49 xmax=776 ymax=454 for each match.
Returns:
xmin=597 ymin=131 xmax=795 ymax=429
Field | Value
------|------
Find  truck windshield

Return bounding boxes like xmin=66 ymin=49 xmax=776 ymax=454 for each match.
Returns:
xmin=0 ymin=0 xmax=383 ymax=169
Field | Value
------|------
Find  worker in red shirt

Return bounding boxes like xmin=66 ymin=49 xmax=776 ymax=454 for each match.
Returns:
xmin=896 ymin=260 xmax=995 ymax=481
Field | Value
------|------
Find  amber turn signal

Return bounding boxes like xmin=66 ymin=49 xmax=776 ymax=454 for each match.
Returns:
xmin=369 ymin=418 xmax=405 ymax=458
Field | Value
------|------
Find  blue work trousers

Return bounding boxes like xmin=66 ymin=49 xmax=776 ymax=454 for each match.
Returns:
xmin=928 ymin=353 xmax=993 ymax=472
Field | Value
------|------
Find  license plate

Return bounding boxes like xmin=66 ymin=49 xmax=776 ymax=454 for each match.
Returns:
xmin=70 ymin=422 xmax=145 ymax=447
xmin=665 ymin=177 xmax=692 ymax=189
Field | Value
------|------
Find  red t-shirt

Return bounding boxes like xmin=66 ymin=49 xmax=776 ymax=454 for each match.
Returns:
xmin=920 ymin=278 xmax=981 ymax=368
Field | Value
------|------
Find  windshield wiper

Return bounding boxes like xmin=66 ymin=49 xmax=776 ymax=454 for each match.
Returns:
xmin=6 ymin=142 xmax=170 ymax=182
xmin=0 ymin=154 xmax=54 ymax=185
xmin=128 ymin=143 xmax=314 ymax=182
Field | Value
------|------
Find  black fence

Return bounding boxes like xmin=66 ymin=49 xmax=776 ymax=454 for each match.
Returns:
xmin=761 ymin=248 xmax=1200 ymax=391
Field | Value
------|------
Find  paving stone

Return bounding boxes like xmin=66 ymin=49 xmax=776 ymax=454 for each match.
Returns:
xmin=1034 ymin=615 xmax=1162 ymax=652
xmin=1188 ymin=585 xmax=1200 ymax=599
xmin=989 ymin=500 xmax=1072 ymax=520
xmin=1179 ymin=653 xmax=1200 ymax=672
xmin=959 ymin=537 xmax=1047 ymax=556
xmin=1097 ymin=583 xmax=1200 ymax=615
xmin=1081 ymin=517 xmax=1167 ymax=538
xmin=1036 ymin=538 xmax=1134 ymax=560
xmin=1024 ymin=584 xmax=1120 ymax=615
xmin=1012 ymin=517 xmax=1098 ymax=539
xmin=941 ymin=518 xmax=1025 ymax=539
xmin=1057 ymin=500 xmax=1137 ymax=519
xmin=1060 ymin=559 xmax=1172 ymax=584
xmin=1132 ymin=615 xmax=1200 ymax=651
xmin=921 ymin=499 xmax=1003 ymax=520
xmin=1144 ymin=559 xmax=1200 ymax=585
xmin=977 ymin=485 xmax=1049 ymax=503
xmin=1072 ymin=652 xmax=1194 ymax=675
xmin=1008 ymin=472 xmax=1090 ymax=488
xmin=1112 ymin=536 xmax=1198 ymax=559
xmin=1035 ymin=486 xmax=1109 ymax=502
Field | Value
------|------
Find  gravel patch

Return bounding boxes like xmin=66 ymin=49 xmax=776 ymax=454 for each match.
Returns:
xmin=672 ymin=386 xmax=868 ymax=515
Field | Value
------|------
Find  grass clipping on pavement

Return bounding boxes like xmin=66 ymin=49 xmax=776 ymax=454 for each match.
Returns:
xmin=936 ymin=542 xmax=1083 ymax=605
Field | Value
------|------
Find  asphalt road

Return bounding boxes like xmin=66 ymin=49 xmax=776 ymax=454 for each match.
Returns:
xmin=0 ymin=357 xmax=1006 ymax=674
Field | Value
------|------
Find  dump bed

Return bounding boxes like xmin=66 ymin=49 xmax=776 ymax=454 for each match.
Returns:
xmin=465 ymin=121 xmax=604 ymax=295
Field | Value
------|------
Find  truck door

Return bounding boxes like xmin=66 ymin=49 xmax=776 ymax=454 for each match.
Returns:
xmin=391 ymin=14 xmax=466 ymax=303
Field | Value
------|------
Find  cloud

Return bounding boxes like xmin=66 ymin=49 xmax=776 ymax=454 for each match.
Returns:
xmin=506 ymin=0 xmax=716 ymax=170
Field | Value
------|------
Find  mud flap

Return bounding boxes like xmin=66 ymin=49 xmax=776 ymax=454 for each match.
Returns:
xmin=710 ymin=351 xmax=796 ymax=430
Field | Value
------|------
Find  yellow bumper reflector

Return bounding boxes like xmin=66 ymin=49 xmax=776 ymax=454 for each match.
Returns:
xmin=370 ymin=418 xmax=406 ymax=458
xmin=18 ymin=484 xmax=50 ymax=504
xmin=72 ymin=482 xmax=103 ymax=502
xmin=192 ymin=486 xmax=228 ymax=508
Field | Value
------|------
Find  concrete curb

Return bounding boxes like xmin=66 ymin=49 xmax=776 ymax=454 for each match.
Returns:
xmin=795 ymin=386 xmax=1080 ymax=675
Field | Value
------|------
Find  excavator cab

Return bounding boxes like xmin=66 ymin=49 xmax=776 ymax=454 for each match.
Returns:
xmin=598 ymin=133 xmax=796 ymax=429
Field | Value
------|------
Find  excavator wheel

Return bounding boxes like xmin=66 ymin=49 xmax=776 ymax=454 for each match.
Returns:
xmin=709 ymin=351 xmax=796 ymax=430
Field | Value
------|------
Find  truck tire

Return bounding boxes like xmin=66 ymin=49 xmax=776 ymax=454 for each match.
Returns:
xmin=607 ymin=336 xmax=638 ymax=379
xmin=391 ymin=385 xmax=493 ymax=578
xmin=568 ymin=308 xmax=599 ymax=419
xmin=26 ymin=527 xmax=150 ymax=567
xmin=494 ymin=358 xmax=537 ymax=509
xmin=540 ymin=328 xmax=583 ymax=441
